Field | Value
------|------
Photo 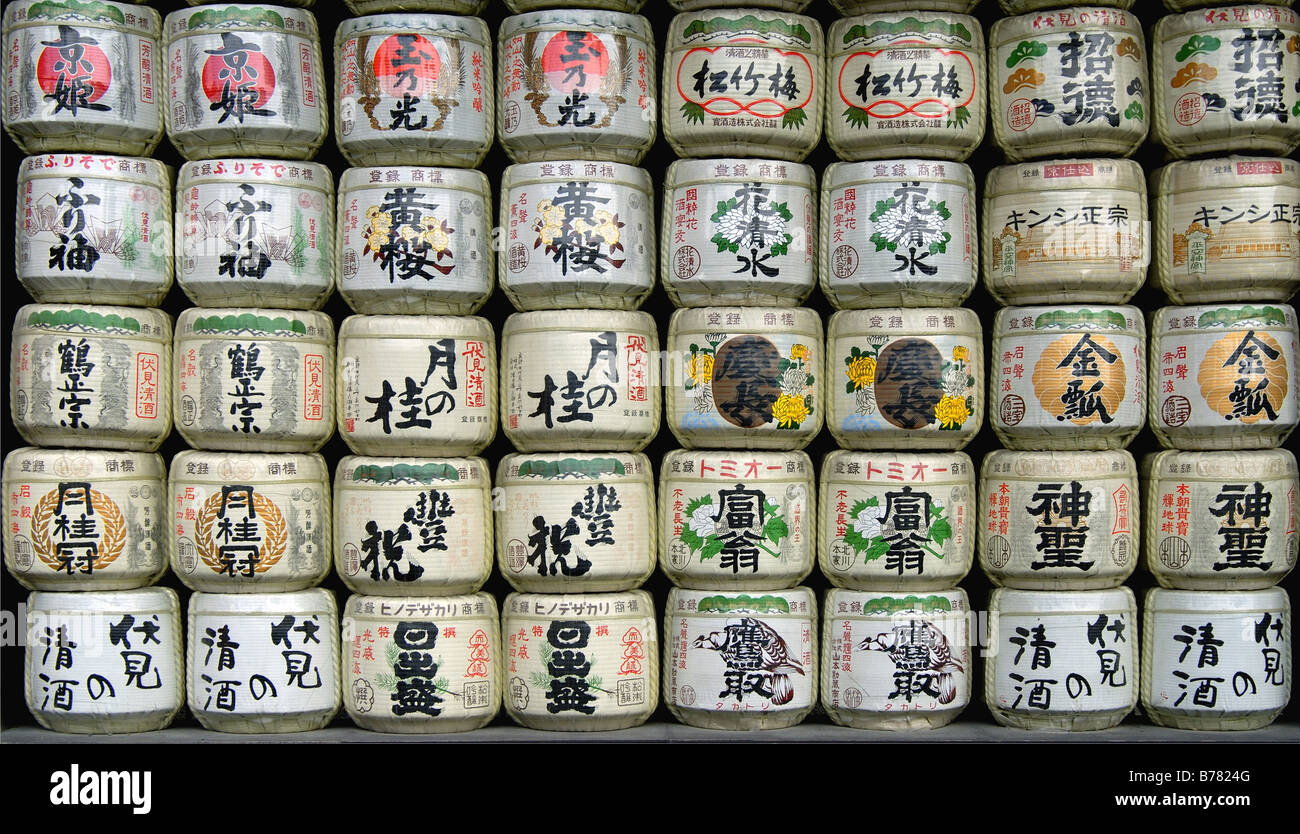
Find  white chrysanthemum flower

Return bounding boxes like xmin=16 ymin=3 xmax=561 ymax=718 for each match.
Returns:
xmin=853 ymin=507 xmax=882 ymax=541
xmin=874 ymin=198 xmax=947 ymax=250
xmin=781 ymin=366 xmax=805 ymax=396
xmin=693 ymin=385 xmax=712 ymax=414
xmin=942 ymin=363 xmax=967 ymax=398
xmin=689 ymin=503 xmax=717 ymax=539
xmin=855 ymin=386 xmax=876 ymax=416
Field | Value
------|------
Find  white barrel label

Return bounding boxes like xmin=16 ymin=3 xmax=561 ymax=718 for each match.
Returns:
xmin=1148 ymin=608 xmax=1288 ymax=713
xmin=29 ymin=600 xmax=180 ymax=718
xmin=992 ymin=606 xmax=1134 ymax=714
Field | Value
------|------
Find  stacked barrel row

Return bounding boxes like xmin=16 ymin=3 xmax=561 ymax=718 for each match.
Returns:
xmin=3 ymin=0 xmax=1298 ymax=736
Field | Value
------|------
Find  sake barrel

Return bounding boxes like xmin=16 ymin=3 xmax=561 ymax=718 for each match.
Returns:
xmin=1143 ymin=449 xmax=1298 ymax=590
xmin=497 ymin=452 xmax=655 ymax=594
xmin=169 ymin=450 xmax=330 ymax=593
xmin=514 ymin=0 xmax=646 ymax=12
xmin=1000 ymin=0 xmax=1133 ymax=11
xmin=176 ymin=158 xmax=333 ymax=310
xmin=346 ymin=1 xmax=486 ymax=15
xmin=827 ymin=308 xmax=983 ymax=450
xmin=498 ymin=11 xmax=656 ymax=164
xmin=662 ymin=158 xmax=815 ymax=308
xmin=11 ymin=304 xmax=171 ymax=452
xmin=820 ymin=160 xmax=976 ymax=310
xmin=25 ymin=588 xmax=183 ymax=734
xmin=163 ymin=4 xmax=328 ymax=160
xmin=660 ymin=449 xmax=814 ymax=590
xmin=1150 ymin=303 xmax=1299 ymax=450
xmin=17 ymin=153 xmax=172 ymax=306
xmin=336 ymin=315 xmax=495 ymax=457
xmin=500 ymin=161 xmax=655 ymax=311
xmin=334 ymin=456 xmax=492 ymax=597
xmin=2 ymin=1 xmax=163 ymax=155
xmin=342 ymin=593 xmax=501 ymax=733
xmin=1142 ymin=587 xmax=1291 ymax=730
xmin=173 ymin=308 xmax=334 ymax=452
xmin=832 ymin=1 xmax=978 ymax=14
xmin=666 ymin=307 xmax=822 ymax=450
xmin=822 ymin=588 xmax=971 ymax=730
xmin=819 ymin=450 xmax=975 ymax=591
xmin=187 ymin=589 xmax=340 ymax=733
xmin=991 ymin=305 xmax=1147 ymax=450
xmin=4 ymin=448 xmax=166 ymax=591
xmin=503 ymin=590 xmax=658 ymax=730
xmin=983 ymin=160 xmax=1148 ymax=305
xmin=986 ymin=587 xmax=1138 ymax=730
xmin=827 ymin=13 xmax=985 ymax=162
xmin=979 ymin=450 xmax=1139 ymax=590
xmin=334 ymin=14 xmax=493 ymax=168
xmin=336 ymin=165 xmax=493 ymax=315
xmin=663 ymin=10 xmax=823 ymax=162
xmin=664 ymin=586 xmax=817 ymax=730
xmin=1152 ymin=5 xmax=1300 ymax=158
xmin=501 ymin=310 xmax=659 ymax=452
xmin=989 ymin=7 xmax=1149 ymax=161
xmin=1152 ymin=156 xmax=1300 ymax=305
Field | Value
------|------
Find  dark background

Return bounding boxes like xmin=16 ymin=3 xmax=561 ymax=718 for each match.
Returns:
xmin=2 ymin=0 xmax=1296 ymax=736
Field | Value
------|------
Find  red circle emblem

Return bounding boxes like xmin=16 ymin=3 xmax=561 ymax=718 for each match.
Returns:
xmin=541 ymin=32 xmax=608 ymax=95
xmin=37 ymin=43 xmax=111 ymax=103
xmin=372 ymin=34 xmax=441 ymax=99
xmin=201 ymin=50 xmax=276 ymax=109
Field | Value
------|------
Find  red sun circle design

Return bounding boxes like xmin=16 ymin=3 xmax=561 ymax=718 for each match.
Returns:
xmin=372 ymin=34 xmax=441 ymax=99
xmin=37 ymin=44 xmax=111 ymax=102
xmin=200 ymin=51 xmax=276 ymax=108
xmin=541 ymin=31 xmax=608 ymax=95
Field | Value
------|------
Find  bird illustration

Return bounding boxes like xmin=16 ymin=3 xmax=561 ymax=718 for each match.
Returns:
xmin=859 ymin=619 xmax=964 ymax=704
xmin=694 ymin=617 xmax=804 ymax=705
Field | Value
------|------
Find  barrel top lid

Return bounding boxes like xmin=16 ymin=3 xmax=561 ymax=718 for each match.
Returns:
xmin=3 ymin=447 xmax=166 ymax=479
xmin=165 ymin=3 xmax=319 ymax=37
xmin=985 ymin=158 xmax=1144 ymax=194
xmin=6 ymin=0 xmax=161 ymax=33
xmin=1144 ymin=586 xmax=1291 ymax=612
xmin=336 ymin=12 xmax=489 ymax=41
xmin=177 ymin=308 xmax=335 ymax=339
xmin=500 ymin=10 xmax=652 ymax=39
xmin=345 ymin=591 xmax=498 ymax=616
xmin=339 ymin=313 xmax=493 ymax=339
xmin=16 ymin=304 xmax=172 ymax=338
xmin=338 ymin=456 xmax=488 ymax=485
xmin=189 ymin=587 xmax=338 ymax=615
xmin=830 ymin=12 xmax=981 ymax=50
xmin=30 ymin=586 xmax=180 ymax=612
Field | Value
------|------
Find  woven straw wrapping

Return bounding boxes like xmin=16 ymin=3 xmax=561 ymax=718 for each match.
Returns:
xmin=502 ymin=590 xmax=659 ymax=731
xmin=501 ymin=309 xmax=661 ymax=452
xmin=818 ymin=450 xmax=975 ymax=592
xmin=666 ymin=306 xmax=823 ymax=451
xmin=334 ymin=455 xmax=493 ymax=596
xmin=821 ymin=588 xmax=971 ymax=729
xmin=162 ymin=5 xmax=329 ymax=161
xmin=10 ymin=304 xmax=173 ymax=452
xmin=187 ymin=589 xmax=341 ymax=733
xmin=342 ymin=592 xmax=501 ymax=733
xmin=985 ymin=587 xmax=1138 ymax=731
xmin=1141 ymin=588 xmax=1292 ymax=730
xmin=336 ymin=314 xmax=497 ymax=456
xmin=664 ymin=586 xmax=818 ymax=729
xmin=4 ymin=449 xmax=169 ymax=592
xmin=26 ymin=588 xmax=185 ymax=734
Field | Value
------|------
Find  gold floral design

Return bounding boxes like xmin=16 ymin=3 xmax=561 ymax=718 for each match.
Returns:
xmin=773 ymin=393 xmax=810 ymax=428
xmin=935 ymin=395 xmax=971 ymax=429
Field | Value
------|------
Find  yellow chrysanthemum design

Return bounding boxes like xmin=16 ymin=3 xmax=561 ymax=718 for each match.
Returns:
xmin=935 ymin=394 xmax=970 ymax=428
xmin=953 ymin=345 xmax=969 ymax=362
xmin=845 ymin=355 xmax=876 ymax=389
xmin=790 ymin=343 xmax=809 ymax=361
xmin=688 ymin=353 xmax=714 ymax=384
xmin=773 ymin=393 xmax=809 ymax=427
